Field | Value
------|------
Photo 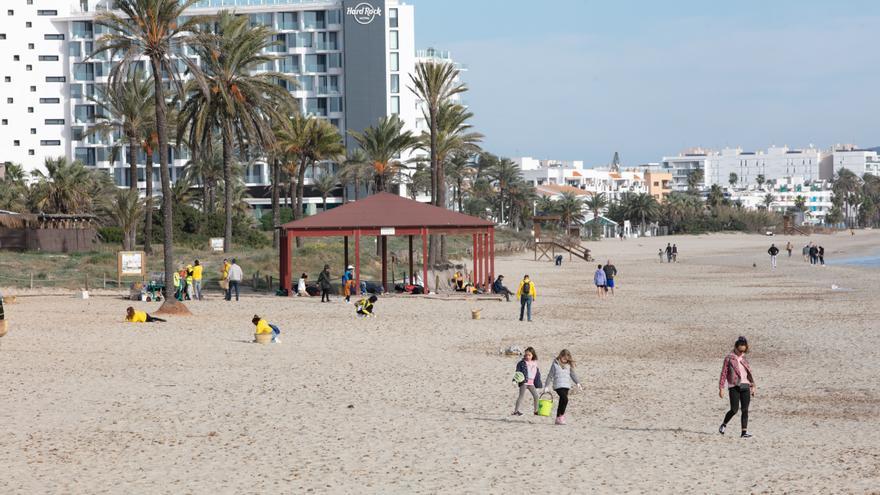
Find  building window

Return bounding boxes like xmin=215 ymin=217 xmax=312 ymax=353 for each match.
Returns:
xmin=390 ymin=74 xmax=399 ymax=93
xmin=389 ymin=8 xmax=398 ymax=28
xmin=70 ymin=84 xmax=83 ymax=98
xmin=296 ymin=32 xmax=313 ymax=48
xmin=26 ymin=65 xmax=32 ymax=71
xmin=30 ymin=128 xmax=36 ymax=134
xmin=7 ymin=11 xmax=13 ymax=16
xmin=13 ymin=140 xmax=19 ymax=146
xmin=39 ymin=98 xmax=60 ymax=104
xmin=68 ymin=42 xmax=81 ymax=57
xmin=304 ymin=54 xmax=326 ymax=72
xmin=28 ymin=150 xmax=34 ymax=156
xmin=0 ymin=34 xmax=5 ymax=40
xmin=6 ymin=97 xmax=11 ymax=103
xmin=45 ymin=76 xmax=66 ymax=82
xmin=389 ymin=52 xmax=399 ymax=71
xmin=278 ymin=12 xmax=297 ymax=30
xmin=28 ymin=43 xmax=34 ymax=49
xmin=2 ymin=119 xmax=7 ymax=124
xmin=75 ymin=147 xmax=96 ymax=165
xmin=327 ymin=53 xmax=342 ymax=69
xmin=297 ymin=75 xmax=315 ymax=91
xmin=45 ymin=34 xmax=64 ymax=40
xmin=27 ymin=107 xmax=34 ymax=113
xmin=38 ymin=10 xmax=58 ymax=16
xmin=74 ymin=63 xmax=94 ymax=81
xmin=329 ymin=97 xmax=343 ymax=113
xmin=26 ymin=22 xmax=32 ymax=28
xmin=303 ymin=11 xmax=326 ymax=30
xmin=41 ymin=140 xmax=61 ymax=146
xmin=45 ymin=119 xmax=64 ymax=125
xmin=389 ymin=31 xmax=399 ymax=50
xmin=3 ymin=76 xmax=9 ymax=82
xmin=72 ymin=21 xmax=93 ymax=39
xmin=74 ymin=104 xmax=95 ymax=123
xmin=30 ymin=86 xmax=36 ymax=92
xmin=390 ymin=96 xmax=400 ymax=115
xmin=13 ymin=55 xmax=19 ymax=61
xmin=39 ymin=55 xmax=60 ymax=61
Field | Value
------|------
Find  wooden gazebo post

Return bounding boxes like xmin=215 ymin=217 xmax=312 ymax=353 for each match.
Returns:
xmin=354 ymin=229 xmax=361 ymax=295
xmin=421 ymin=227 xmax=429 ymax=293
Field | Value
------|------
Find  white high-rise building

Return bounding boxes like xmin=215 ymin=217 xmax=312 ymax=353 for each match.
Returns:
xmin=0 ymin=0 xmax=446 ymax=215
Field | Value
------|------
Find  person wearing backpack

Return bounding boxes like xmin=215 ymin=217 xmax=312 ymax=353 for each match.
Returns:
xmin=516 ymin=275 xmax=537 ymax=322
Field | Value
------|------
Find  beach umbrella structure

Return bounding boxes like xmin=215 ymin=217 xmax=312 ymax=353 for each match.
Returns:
xmin=278 ymin=193 xmax=496 ymax=294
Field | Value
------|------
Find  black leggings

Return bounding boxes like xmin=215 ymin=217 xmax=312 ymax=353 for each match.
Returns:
xmin=145 ymin=314 xmax=166 ymax=323
xmin=723 ymin=385 xmax=750 ymax=430
xmin=555 ymin=388 xmax=570 ymax=416
xmin=321 ymin=289 xmax=330 ymax=302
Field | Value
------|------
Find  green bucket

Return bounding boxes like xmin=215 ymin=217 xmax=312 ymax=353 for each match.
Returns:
xmin=537 ymin=392 xmax=553 ymax=417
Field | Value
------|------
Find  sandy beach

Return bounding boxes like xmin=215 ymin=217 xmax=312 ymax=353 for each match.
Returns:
xmin=1 ymin=232 xmax=879 ymax=494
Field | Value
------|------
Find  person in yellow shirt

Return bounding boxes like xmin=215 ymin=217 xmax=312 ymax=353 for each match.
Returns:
xmin=222 ymin=258 xmax=231 ymax=299
xmin=252 ymin=314 xmax=281 ymax=343
xmin=125 ymin=306 xmax=166 ymax=323
xmin=515 ymin=275 xmax=537 ymax=322
xmin=192 ymin=259 xmax=204 ymax=300
xmin=172 ymin=270 xmax=182 ymax=300
xmin=185 ymin=265 xmax=195 ymax=300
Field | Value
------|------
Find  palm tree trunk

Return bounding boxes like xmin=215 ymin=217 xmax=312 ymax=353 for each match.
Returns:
xmin=221 ymin=122 xmax=234 ymax=252
xmin=143 ymin=145 xmax=153 ymax=254
xmin=295 ymin=157 xmax=308 ymax=248
xmin=126 ymin=133 xmax=138 ymax=248
xmin=271 ymin=157 xmax=280 ymax=250
xmin=354 ymin=175 xmax=360 ymax=201
xmin=150 ymin=57 xmax=178 ymax=310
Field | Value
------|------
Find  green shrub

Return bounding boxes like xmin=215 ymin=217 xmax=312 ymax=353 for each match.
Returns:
xmin=259 ymin=207 xmax=294 ymax=231
xmin=98 ymin=226 xmax=124 ymax=244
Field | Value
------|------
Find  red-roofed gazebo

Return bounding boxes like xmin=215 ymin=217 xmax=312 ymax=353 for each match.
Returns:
xmin=278 ymin=193 xmax=496 ymax=295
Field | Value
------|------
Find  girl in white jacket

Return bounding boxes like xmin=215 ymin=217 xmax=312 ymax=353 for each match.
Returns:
xmin=542 ymin=349 xmax=583 ymax=425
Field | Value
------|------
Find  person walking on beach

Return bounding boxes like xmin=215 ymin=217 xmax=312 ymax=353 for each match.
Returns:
xmin=297 ymin=273 xmax=309 ymax=296
xmin=342 ymin=265 xmax=354 ymax=303
xmin=192 ymin=260 xmax=203 ymax=300
xmin=665 ymin=243 xmax=673 ymax=263
xmin=603 ymin=260 xmax=617 ymax=295
xmin=658 ymin=248 xmax=664 ymax=263
xmin=512 ymin=346 xmax=542 ymax=416
xmin=818 ymin=245 xmax=825 ymax=265
xmin=785 ymin=241 xmax=793 ymax=258
xmin=318 ymin=264 xmax=332 ymax=302
xmin=718 ymin=336 xmax=755 ymax=438
xmin=516 ymin=275 xmax=536 ymax=322
xmin=802 ymin=243 xmax=809 ymax=262
xmin=672 ymin=244 xmax=678 ymax=262
xmin=542 ymin=349 xmax=582 ymax=425
xmin=768 ymin=243 xmax=779 ymax=270
xmin=593 ymin=264 xmax=607 ymax=299
xmin=226 ymin=259 xmax=243 ymax=301
xmin=809 ymin=243 xmax=819 ymax=265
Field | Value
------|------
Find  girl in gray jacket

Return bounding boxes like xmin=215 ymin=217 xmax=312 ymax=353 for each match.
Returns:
xmin=542 ymin=349 xmax=583 ymax=425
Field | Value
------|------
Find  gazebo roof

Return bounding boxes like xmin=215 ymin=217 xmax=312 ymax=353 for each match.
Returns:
xmin=582 ymin=215 xmax=618 ymax=226
xmin=280 ymin=192 xmax=494 ymax=231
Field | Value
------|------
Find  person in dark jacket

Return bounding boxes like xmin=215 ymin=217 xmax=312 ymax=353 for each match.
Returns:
xmin=512 ymin=346 xmax=543 ymax=416
xmin=809 ymin=244 xmax=819 ymax=265
xmin=818 ymin=245 xmax=825 ymax=265
xmin=492 ymin=275 xmax=513 ymax=301
xmin=768 ymin=244 xmax=779 ymax=270
xmin=603 ymin=260 xmax=618 ymax=295
xmin=665 ymin=243 xmax=673 ymax=263
xmin=317 ymin=264 xmax=332 ymax=302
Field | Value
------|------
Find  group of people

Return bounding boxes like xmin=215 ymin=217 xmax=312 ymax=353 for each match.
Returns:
xmin=172 ymin=260 xmax=204 ymax=301
xmin=660 ymin=243 xmax=679 ymax=263
xmin=769 ymin=241 xmax=826 ymax=269
xmin=511 ymin=336 xmax=756 ymax=436
xmin=593 ymin=260 xmax=617 ymax=298
xmin=221 ymin=258 xmax=243 ymax=301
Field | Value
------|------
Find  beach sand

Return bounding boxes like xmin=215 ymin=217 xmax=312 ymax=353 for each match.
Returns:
xmin=1 ymin=232 xmax=879 ymax=493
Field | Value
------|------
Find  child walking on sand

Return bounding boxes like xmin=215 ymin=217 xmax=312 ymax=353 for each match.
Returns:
xmin=125 ymin=307 xmax=166 ymax=323
xmin=252 ymin=315 xmax=281 ymax=343
xmin=542 ymin=349 xmax=582 ymax=425
xmin=718 ymin=336 xmax=755 ymax=438
xmin=512 ymin=346 xmax=543 ymax=416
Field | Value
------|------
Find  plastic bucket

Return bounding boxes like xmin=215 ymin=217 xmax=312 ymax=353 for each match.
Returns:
xmin=254 ymin=332 xmax=272 ymax=345
xmin=537 ymin=392 xmax=553 ymax=417
xmin=471 ymin=308 xmax=482 ymax=320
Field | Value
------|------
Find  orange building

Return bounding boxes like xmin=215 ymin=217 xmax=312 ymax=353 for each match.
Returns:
xmin=645 ymin=171 xmax=673 ymax=202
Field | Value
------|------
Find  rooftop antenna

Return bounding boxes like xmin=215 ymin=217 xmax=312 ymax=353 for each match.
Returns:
xmin=611 ymin=151 xmax=620 ymax=172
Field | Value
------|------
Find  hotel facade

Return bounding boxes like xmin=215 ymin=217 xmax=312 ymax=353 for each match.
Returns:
xmin=0 ymin=0 xmax=426 ymax=215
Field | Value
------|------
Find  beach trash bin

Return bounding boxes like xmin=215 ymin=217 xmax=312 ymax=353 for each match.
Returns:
xmin=471 ymin=308 xmax=482 ymax=320
xmin=537 ymin=392 xmax=554 ymax=417
xmin=254 ymin=332 xmax=272 ymax=345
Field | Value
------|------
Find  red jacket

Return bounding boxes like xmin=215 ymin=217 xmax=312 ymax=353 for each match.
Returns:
xmin=719 ymin=352 xmax=754 ymax=390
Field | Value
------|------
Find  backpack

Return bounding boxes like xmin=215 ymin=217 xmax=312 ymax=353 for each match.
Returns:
xmin=521 ymin=281 xmax=531 ymax=295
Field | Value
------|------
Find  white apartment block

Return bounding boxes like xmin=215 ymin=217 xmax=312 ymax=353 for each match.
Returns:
xmin=729 ymin=176 xmax=834 ymax=225
xmin=515 ymin=158 xmax=647 ymax=204
xmin=829 ymin=145 xmax=880 ymax=177
xmin=0 ymin=0 xmax=448 ymax=216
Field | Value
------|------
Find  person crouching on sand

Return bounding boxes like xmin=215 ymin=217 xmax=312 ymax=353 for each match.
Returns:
xmin=542 ymin=349 xmax=582 ymax=425
xmin=719 ymin=336 xmax=755 ymax=438
xmin=512 ymin=346 xmax=542 ymax=416
xmin=125 ymin=307 xmax=166 ymax=323
xmin=252 ymin=315 xmax=281 ymax=343
xmin=356 ymin=295 xmax=378 ymax=317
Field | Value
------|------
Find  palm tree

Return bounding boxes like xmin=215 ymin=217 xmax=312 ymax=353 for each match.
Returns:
xmin=417 ymin=102 xmax=482 ymax=203
xmin=276 ymin=114 xmax=345 ymax=231
xmin=728 ymin=172 xmax=738 ymax=189
xmin=179 ymin=11 xmax=295 ymax=252
xmin=95 ymin=0 xmax=207 ymax=311
xmin=707 ymin=184 xmax=724 ymax=209
xmin=485 ymin=155 xmax=522 ymax=224
xmin=107 ymin=189 xmax=144 ymax=250
xmin=406 ymin=161 xmax=432 ymax=200
xmin=444 ymin=152 xmax=475 ymax=211
xmin=794 ymin=195 xmax=807 ymax=213
xmin=555 ymin=192 xmax=585 ymax=232
xmin=0 ymin=164 xmax=29 ymax=211
xmin=184 ymin=141 xmax=223 ymax=214
xmin=349 ymin=115 xmax=418 ymax=193
xmin=762 ymin=193 xmax=774 ymax=209
xmin=832 ymin=168 xmax=862 ymax=228
xmin=29 ymin=157 xmax=109 ymax=214
xmin=583 ymin=192 xmax=608 ymax=238
xmin=312 ymin=166 xmax=340 ymax=212
xmin=756 ymin=174 xmax=766 ymax=190
xmin=687 ymin=169 xmax=704 ymax=193
xmin=623 ymin=193 xmax=660 ymax=235
xmin=337 ymin=149 xmax=372 ymax=201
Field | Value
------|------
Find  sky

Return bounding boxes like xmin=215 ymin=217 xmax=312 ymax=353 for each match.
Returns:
xmin=409 ymin=0 xmax=880 ymax=166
